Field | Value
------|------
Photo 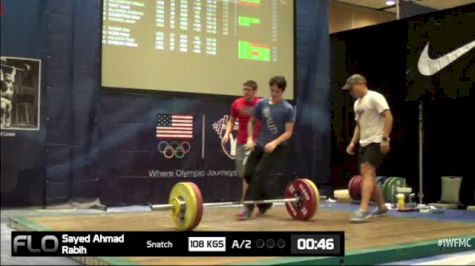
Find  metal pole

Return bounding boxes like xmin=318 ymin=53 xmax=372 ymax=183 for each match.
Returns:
xmin=241 ymin=198 xmax=299 ymax=206
xmin=396 ymin=0 xmax=400 ymax=20
xmin=418 ymin=101 xmax=424 ymax=204
xmin=150 ymin=197 xmax=300 ymax=211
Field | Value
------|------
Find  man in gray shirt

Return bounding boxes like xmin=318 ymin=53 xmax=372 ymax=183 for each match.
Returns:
xmin=342 ymin=74 xmax=393 ymax=223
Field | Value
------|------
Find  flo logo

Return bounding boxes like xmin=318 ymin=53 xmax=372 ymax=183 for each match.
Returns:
xmin=12 ymin=234 xmax=59 ymax=255
xmin=212 ymin=115 xmax=238 ymax=159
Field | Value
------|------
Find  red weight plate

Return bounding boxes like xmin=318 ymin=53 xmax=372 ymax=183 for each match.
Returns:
xmin=285 ymin=179 xmax=317 ymax=220
xmin=186 ymin=182 xmax=203 ymax=230
xmin=348 ymin=176 xmax=357 ymax=200
xmin=354 ymin=175 xmax=362 ymax=200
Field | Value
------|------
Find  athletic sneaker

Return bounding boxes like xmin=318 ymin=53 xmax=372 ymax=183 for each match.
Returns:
xmin=372 ymin=207 xmax=389 ymax=217
xmin=236 ymin=205 xmax=254 ymax=220
xmin=349 ymin=210 xmax=371 ymax=223
xmin=256 ymin=203 xmax=273 ymax=216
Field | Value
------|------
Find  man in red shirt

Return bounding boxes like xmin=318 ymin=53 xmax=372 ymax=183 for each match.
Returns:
xmin=222 ymin=80 xmax=261 ymax=205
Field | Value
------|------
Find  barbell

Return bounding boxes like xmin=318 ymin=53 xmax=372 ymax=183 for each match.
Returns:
xmin=150 ymin=179 xmax=321 ymax=231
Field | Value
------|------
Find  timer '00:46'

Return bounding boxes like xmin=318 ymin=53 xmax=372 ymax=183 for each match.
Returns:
xmin=297 ymin=238 xmax=334 ymax=250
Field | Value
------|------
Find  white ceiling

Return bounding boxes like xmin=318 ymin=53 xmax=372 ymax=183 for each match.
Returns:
xmin=334 ymin=0 xmax=475 ymax=13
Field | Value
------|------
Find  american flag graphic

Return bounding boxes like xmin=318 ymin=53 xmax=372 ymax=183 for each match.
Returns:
xmin=156 ymin=114 xmax=193 ymax=139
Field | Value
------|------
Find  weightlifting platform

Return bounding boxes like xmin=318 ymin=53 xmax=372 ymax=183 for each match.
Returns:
xmin=8 ymin=202 xmax=475 ymax=265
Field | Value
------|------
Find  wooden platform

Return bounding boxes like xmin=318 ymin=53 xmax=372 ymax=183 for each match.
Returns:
xmin=8 ymin=205 xmax=475 ymax=265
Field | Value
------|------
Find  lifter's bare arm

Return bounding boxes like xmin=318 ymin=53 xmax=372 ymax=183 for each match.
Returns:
xmin=380 ymin=110 xmax=393 ymax=154
xmin=264 ymin=122 xmax=294 ymax=153
xmin=222 ymin=116 xmax=236 ymax=144
xmin=245 ymin=117 xmax=256 ymax=150
xmin=346 ymin=123 xmax=360 ymax=155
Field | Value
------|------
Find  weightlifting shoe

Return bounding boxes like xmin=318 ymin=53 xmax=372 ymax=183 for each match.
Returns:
xmin=236 ymin=205 xmax=254 ymax=220
xmin=256 ymin=203 xmax=273 ymax=216
xmin=372 ymin=207 xmax=389 ymax=217
xmin=350 ymin=210 xmax=371 ymax=223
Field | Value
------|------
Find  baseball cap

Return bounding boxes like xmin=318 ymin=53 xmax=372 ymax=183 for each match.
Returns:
xmin=341 ymin=74 xmax=367 ymax=90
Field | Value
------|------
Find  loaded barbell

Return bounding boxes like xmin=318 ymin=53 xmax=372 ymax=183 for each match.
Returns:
xmin=150 ymin=179 xmax=321 ymax=231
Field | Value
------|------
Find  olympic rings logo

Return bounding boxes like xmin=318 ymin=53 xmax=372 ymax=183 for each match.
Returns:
xmin=158 ymin=141 xmax=191 ymax=159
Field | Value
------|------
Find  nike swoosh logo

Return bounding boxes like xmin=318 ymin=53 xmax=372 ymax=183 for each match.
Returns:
xmin=417 ymin=40 xmax=475 ymax=76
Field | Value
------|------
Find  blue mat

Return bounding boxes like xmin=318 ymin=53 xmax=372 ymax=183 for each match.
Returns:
xmin=381 ymin=250 xmax=475 ymax=265
xmin=321 ymin=202 xmax=475 ymax=223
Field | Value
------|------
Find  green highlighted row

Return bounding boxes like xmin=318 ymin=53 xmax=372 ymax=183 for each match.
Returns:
xmin=238 ymin=41 xmax=271 ymax=62
xmin=239 ymin=16 xmax=261 ymax=27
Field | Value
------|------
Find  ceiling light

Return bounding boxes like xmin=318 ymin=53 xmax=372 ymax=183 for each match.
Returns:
xmin=386 ymin=0 xmax=396 ymax=5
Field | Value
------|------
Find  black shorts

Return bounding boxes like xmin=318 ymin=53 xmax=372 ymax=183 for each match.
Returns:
xmin=358 ymin=143 xmax=384 ymax=169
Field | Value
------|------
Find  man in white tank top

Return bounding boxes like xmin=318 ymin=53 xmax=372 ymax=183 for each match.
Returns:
xmin=342 ymin=74 xmax=393 ymax=223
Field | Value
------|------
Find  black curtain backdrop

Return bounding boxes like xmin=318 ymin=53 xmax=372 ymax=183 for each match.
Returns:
xmin=1 ymin=0 xmax=101 ymax=206
xmin=330 ymin=19 xmax=409 ymax=189
xmin=294 ymin=0 xmax=331 ymax=195
xmin=331 ymin=4 xmax=474 ymax=205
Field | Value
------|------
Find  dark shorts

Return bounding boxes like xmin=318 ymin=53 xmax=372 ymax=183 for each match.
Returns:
xmin=359 ymin=143 xmax=384 ymax=169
